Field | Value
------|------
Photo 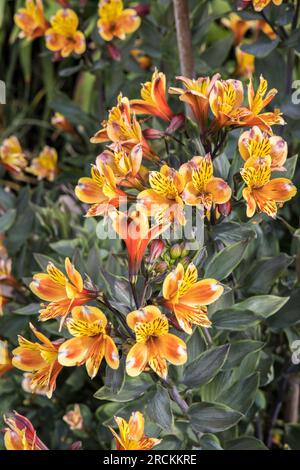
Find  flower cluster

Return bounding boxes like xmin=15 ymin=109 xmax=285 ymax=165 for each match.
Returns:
xmin=14 ymin=0 xmax=142 ymax=60
xmin=0 ymin=136 xmax=59 ymax=182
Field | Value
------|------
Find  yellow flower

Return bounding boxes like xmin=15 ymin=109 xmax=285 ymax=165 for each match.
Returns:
xmin=91 ymin=95 xmax=157 ymax=160
xmin=58 ymin=306 xmax=119 ymax=378
xmin=130 ymin=69 xmax=174 ymax=122
xmin=169 ymin=75 xmax=219 ymax=132
xmin=45 ymin=9 xmax=86 ymax=58
xmin=0 ymin=340 xmax=13 ymax=377
xmin=27 ymin=146 xmax=58 ymax=181
xmin=163 ymin=263 xmax=224 ymax=334
xmin=97 ymin=0 xmax=141 ymax=41
xmin=109 ymin=411 xmax=161 ymax=450
xmin=181 ymin=155 xmax=232 ymax=213
xmin=14 ymin=0 xmax=49 ymax=40
xmin=252 ymin=0 xmax=283 ymax=12
xmin=243 ymin=75 xmax=285 ymax=133
xmin=239 ymin=126 xmax=288 ymax=171
xmin=138 ymin=165 xmax=186 ymax=225
xmin=0 ymin=136 xmax=27 ymax=174
xmin=235 ymin=47 xmax=255 ymax=78
xmin=75 ymin=161 xmax=127 ymax=217
xmin=4 ymin=412 xmax=48 ymax=450
xmin=126 ymin=306 xmax=187 ymax=379
xmin=241 ymin=164 xmax=296 ymax=218
xmin=30 ymin=257 xmax=98 ymax=327
xmin=209 ymin=78 xmax=245 ymax=128
xmin=12 ymin=323 xmax=63 ymax=399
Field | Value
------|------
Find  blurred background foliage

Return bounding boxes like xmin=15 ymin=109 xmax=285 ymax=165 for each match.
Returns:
xmin=0 ymin=0 xmax=300 ymax=450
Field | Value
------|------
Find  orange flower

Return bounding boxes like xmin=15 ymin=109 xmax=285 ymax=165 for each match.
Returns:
xmin=221 ymin=13 xmax=255 ymax=45
xmin=181 ymin=155 xmax=232 ymax=213
xmin=109 ymin=411 xmax=161 ymax=450
xmin=243 ymin=76 xmax=285 ymax=133
xmin=26 ymin=146 xmax=58 ymax=181
xmin=137 ymin=165 xmax=186 ymax=225
xmin=97 ymin=144 xmax=149 ymax=190
xmin=163 ymin=263 xmax=224 ymax=334
xmin=97 ymin=0 xmax=141 ymax=41
xmin=63 ymin=404 xmax=84 ymax=431
xmin=91 ymin=95 xmax=157 ymax=160
xmin=58 ymin=306 xmax=119 ymax=378
xmin=209 ymin=78 xmax=245 ymax=128
xmin=0 ymin=136 xmax=27 ymax=174
xmin=3 ymin=411 xmax=48 ymax=450
xmin=130 ymin=69 xmax=174 ymax=122
xmin=241 ymin=164 xmax=297 ymax=218
xmin=126 ymin=306 xmax=187 ymax=379
xmin=239 ymin=126 xmax=288 ymax=171
xmin=235 ymin=47 xmax=255 ymax=78
xmin=14 ymin=0 xmax=49 ymax=40
xmin=0 ymin=340 xmax=13 ymax=377
xmin=30 ymin=257 xmax=98 ymax=327
xmin=169 ymin=75 xmax=219 ymax=132
xmin=109 ymin=208 xmax=168 ymax=282
xmin=51 ymin=112 xmax=75 ymax=133
xmin=12 ymin=323 xmax=63 ymax=398
xmin=75 ymin=160 xmax=127 ymax=217
xmin=252 ymin=0 xmax=282 ymax=12
xmin=45 ymin=9 xmax=86 ymax=58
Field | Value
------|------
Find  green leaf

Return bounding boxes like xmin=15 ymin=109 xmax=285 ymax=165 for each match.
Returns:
xmin=146 ymin=384 xmax=173 ymax=432
xmin=0 ymin=209 xmax=16 ymax=232
xmin=205 ymin=239 xmax=251 ymax=280
xmin=224 ymin=340 xmax=264 ymax=369
xmin=241 ymin=33 xmax=280 ymax=58
xmin=105 ymin=356 xmax=126 ymax=394
xmin=50 ymin=239 xmax=81 ymax=257
xmin=219 ymin=373 xmax=259 ymax=414
xmin=183 ymin=344 xmax=230 ymax=388
xmin=94 ymin=375 xmax=152 ymax=402
xmin=225 ymin=437 xmax=268 ymax=450
xmin=212 ymin=222 xmax=256 ymax=246
xmin=212 ymin=309 xmax=259 ymax=331
xmin=188 ymin=402 xmax=242 ymax=433
xmin=186 ymin=327 xmax=207 ymax=363
xmin=201 ymin=36 xmax=233 ymax=69
xmin=199 ymin=433 xmax=223 ymax=450
xmin=233 ymin=295 xmax=289 ymax=319
xmin=267 ymin=288 xmax=300 ymax=329
xmin=284 ymin=424 xmax=300 ymax=450
xmin=13 ymin=303 xmax=40 ymax=316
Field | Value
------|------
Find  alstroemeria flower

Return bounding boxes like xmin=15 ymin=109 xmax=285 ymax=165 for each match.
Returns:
xmin=30 ymin=257 xmax=98 ymax=326
xmin=0 ymin=253 xmax=16 ymax=315
xmin=0 ymin=340 xmax=13 ymax=377
xmin=12 ymin=323 xmax=63 ymax=398
xmin=239 ymin=126 xmax=287 ymax=171
xmin=26 ymin=146 xmax=58 ymax=181
xmin=221 ymin=13 xmax=255 ymax=45
xmin=63 ymin=404 xmax=84 ymax=431
xmin=97 ymin=0 xmax=141 ymax=41
xmin=243 ymin=76 xmax=285 ymax=133
xmin=109 ymin=411 xmax=161 ymax=450
xmin=162 ymin=263 xmax=224 ymax=334
xmin=58 ymin=306 xmax=119 ymax=378
xmin=0 ymin=136 xmax=27 ymax=174
xmin=235 ymin=47 xmax=255 ymax=78
xmin=137 ymin=165 xmax=186 ymax=225
xmin=169 ymin=75 xmax=219 ymax=132
xmin=51 ymin=112 xmax=75 ymax=133
xmin=241 ymin=164 xmax=297 ymax=218
xmin=75 ymin=161 xmax=127 ymax=217
xmin=126 ymin=306 xmax=187 ymax=379
xmin=97 ymin=144 xmax=149 ymax=190
xmin=248 ymin=0 xmax=283 ymax=12
xmin=3 ymin=412 xmax=48 ymax=450
xmin=209 ymin=78 xmax=245 ymax=128
xmin=181 ymin=155 xmax=232 ymax=213
xmin=109 ymin=208 xmax=169 ymax=282
xmin=14 ymin=0 xmax=49 ymax=40
xmin=91 ymin=95 xmax=157 ymax=160
xmin=45 ymin=9 xmax=86 ymax=58
xmin=130 ymin=69 xmax=174 ymax=122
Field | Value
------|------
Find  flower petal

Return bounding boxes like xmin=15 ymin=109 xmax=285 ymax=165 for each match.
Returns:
xmin=157 ymin=333 xmax=187 ymax=365
xmin=126 ymin=342 xmax=148 ymax=377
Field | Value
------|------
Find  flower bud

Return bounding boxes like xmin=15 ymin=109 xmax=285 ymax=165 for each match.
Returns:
xmin=154 ymin=261 xmax=168 ymax=273
xmin=143 ymin=128 xmax=165 ymax=140
xmin=107 ymin=43 xmax=121 ymax=62
xmin=170 ymin=244 xmax=182 ymax=259
xmin=134 ymin=4 xmax=150 ymax=16
xmin=147 ymin=239 xmax=165 ymax=263
xmin=165 ymin=113 xmax=185 ymax=135
xmin=217 ymin=201 xmax=232 ymax=217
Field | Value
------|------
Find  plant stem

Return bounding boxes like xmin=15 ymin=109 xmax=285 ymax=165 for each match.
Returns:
xmin=99 ymin=294 xmax=134 ymax=339
xmin=130 ymin=281 xmax=139 ymax=308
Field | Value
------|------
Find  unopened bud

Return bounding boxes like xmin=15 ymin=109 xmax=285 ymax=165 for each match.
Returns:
xmin=155 ymin=261 xmax=168 ymax=273
xmin=147 ymin=239 xmax=165 ymax=263
xmin=217 ymin=201 xmax=232 ymax=217
xmin=107 ymin=43 xmax=121 ymax=61
xmin=165 ymin=113 xmax=185 ymax=135
xmin=134 ymin=4 xmax=150 ymax=16
xmin=170 ymin=244 xmax=182 ymax=259
xmin=143 ymin=128 xmax=165 ymax=140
